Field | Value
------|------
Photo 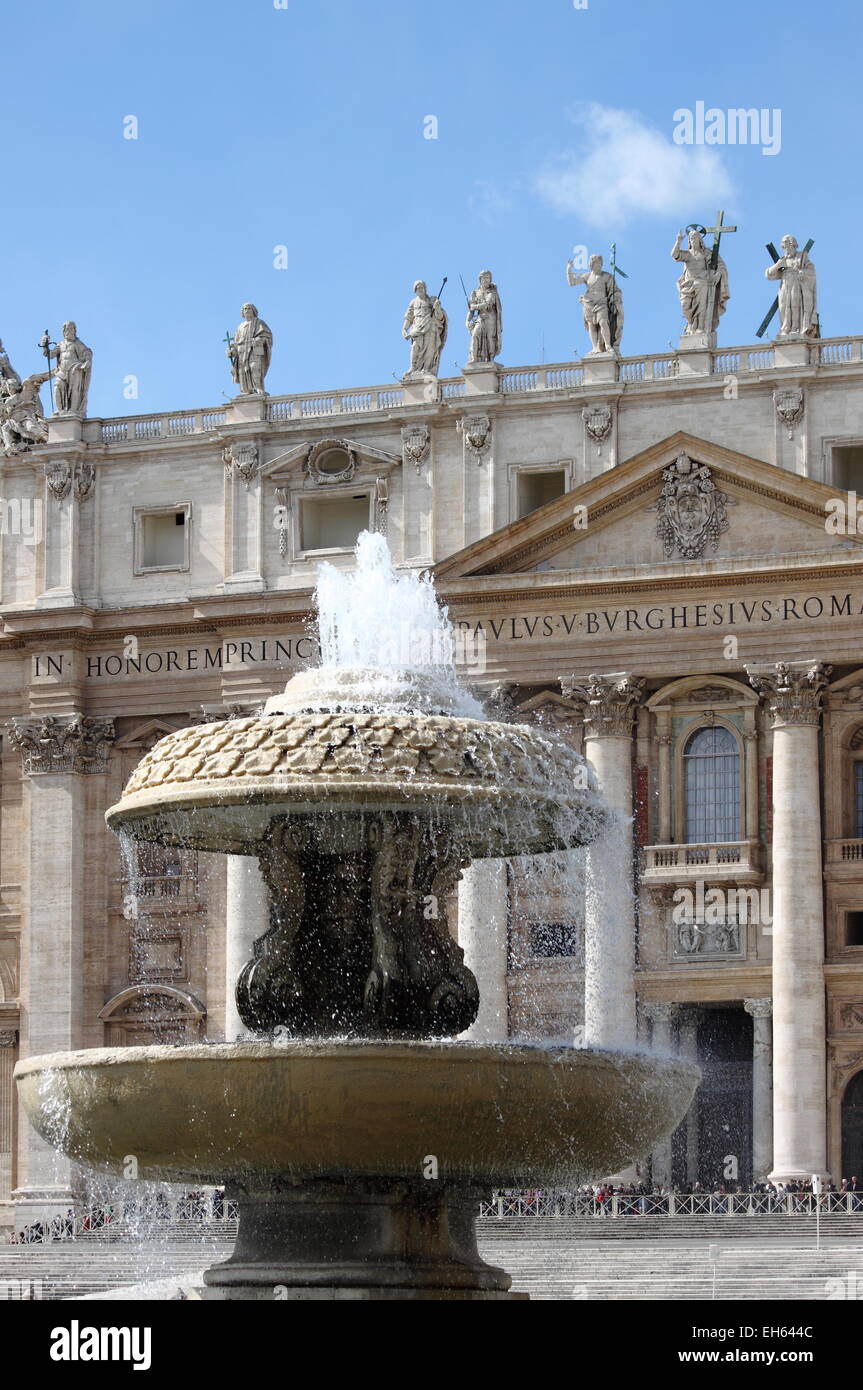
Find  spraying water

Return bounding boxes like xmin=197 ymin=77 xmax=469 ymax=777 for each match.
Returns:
xmin=310 ymin=530 xmax=483 ymax=718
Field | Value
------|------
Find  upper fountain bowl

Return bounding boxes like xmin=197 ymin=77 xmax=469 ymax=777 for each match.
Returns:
xmin=105 ymin=665 xmax=607 ymax=858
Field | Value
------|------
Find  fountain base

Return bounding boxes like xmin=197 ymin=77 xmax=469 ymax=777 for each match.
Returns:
xmin=203 ymin=1179 xmax=521 ymax=1301
xmin=14 ymin=1040 xmax=699 ymax=1301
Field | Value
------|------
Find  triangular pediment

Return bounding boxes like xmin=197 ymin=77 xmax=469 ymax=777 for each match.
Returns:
xmin=114 ymin=718 xmax=181 ymax=750
xmin=435 ymin=432 xmax=863 ymax=580
xmin=262 ymin=435 xmax=401 ymax=480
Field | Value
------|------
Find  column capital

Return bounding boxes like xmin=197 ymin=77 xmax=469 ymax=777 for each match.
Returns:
xmin=744 ymin=997 xmax=773 ymax=1018
xmin=745 ymin=661 xmax=831 ymax=728
xmin=8 ymin=714 xmax=115 ymax=775
xmin=0 ymin=1029 xmax=17 ymax=1047
xmin=560 ymin=671 xmax=645 ymax=738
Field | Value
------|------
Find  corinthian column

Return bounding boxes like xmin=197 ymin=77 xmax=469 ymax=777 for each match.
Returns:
xmin=744 ymin=998 xmax=773 ymax=1181
xmin=561 ymin=672 xmax=644 ymax=1049
xmin=746 ymin=661 xmax=830 ymax=1181
xmin=8 ymin=715 xmax=114 ymax=1229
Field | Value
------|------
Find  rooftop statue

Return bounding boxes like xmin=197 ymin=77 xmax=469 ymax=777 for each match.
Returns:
xmin=47 ymin=322 xmax=93 ymax=417
xmin=466 ymin=270 xmax=502 ymax=365
xmin=0 ymin=372 xmax=50 ymax=457
xmin=566 ymin=254 xmax=624 ymax=354
xmin=227 ymin=303 xmax=273 ymax=396
xmin=402 ymin=280 xmax=448 ymax=381
xmin=765 ymin=236 xmax=818 ymax=338
xmin=671 ymin=227 xmax=730 ymax=337
xmin=0 ymin=339 xmax=22 ymax=396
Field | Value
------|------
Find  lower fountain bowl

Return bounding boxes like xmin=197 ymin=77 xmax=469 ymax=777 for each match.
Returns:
xmin=14 ymin=1041 xmax=698 ymax=1188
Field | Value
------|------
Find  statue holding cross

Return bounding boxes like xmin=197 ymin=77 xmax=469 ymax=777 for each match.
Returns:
xmin=762 ymin=236 xmax=818 ymax=339
xmin=671 ymin=211 xmax=735 ymax=339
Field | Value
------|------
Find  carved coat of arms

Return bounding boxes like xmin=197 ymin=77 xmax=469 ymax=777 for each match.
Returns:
xmin=773 ymin=386 xmax=804 ymax=439
xmin=648 ymin=453 xmax=732 ymax=559
xmin=461 ymin=413 xmax=491 ymax=459
xmin=45 ymin=462 xmax=72 ymax=501
xmin=582 ymin=403 xmax=612 ymax=451
xmin=223 ymin=443 xmax=260 ymax=487
xmin=401 ymin=424 xmax=430 ymax=473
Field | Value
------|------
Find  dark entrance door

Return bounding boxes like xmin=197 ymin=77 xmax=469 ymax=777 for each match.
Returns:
xmin=695 ymin=1006 xmax=753 ymax=1189
xmin=841 ymin=1071 xmax=863 ymax=1182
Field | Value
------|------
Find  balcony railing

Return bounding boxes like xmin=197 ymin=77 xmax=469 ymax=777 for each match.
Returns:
xmin=91 ymin=336 xmax=863 ymax=447
xmin=824 ymin=838 xmax=863 ymax=881
xmin=642 ymin=840 xmax=762 ymax=884
xmin=826 ymin=838 xmax=863 ymax=863
xmin=118 ymin=874 xmax=198 ymax=909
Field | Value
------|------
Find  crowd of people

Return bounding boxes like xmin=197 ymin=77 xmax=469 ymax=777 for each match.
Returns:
xmin=5 ymin=1190 xmax=230 ymax=1244
xmin=494 ymin=1176 xmax=863 ymax=1216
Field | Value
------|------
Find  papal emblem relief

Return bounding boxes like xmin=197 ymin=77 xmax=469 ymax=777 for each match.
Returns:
xmin=647 ymin=452 xmax=734 ymax=560
xmin=401 ymin=423 xmax=431 ymax=473
xmin=460 ymin=413 xmax=491 ymax=459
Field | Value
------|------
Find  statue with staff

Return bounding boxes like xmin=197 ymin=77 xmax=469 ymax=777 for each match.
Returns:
xmin=402 ymin=279 xmax=448 ymax=380
xmin=566 ymin=247 xmax=626 ymax=354
xmin=226 ymin=303 xmax=273 ymax=395
xmin=42 ymin=321 xmax=93 ymax=416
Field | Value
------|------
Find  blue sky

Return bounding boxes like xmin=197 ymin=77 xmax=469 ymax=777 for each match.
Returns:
xmin=3 ymin=0 xmax=859 ymax=417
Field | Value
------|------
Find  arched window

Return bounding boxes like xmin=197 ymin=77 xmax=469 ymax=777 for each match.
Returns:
xmin=683 ymin=725 xmax=740 ymax=843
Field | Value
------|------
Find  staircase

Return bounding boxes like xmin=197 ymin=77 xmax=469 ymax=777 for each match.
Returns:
xmin=2 ymin=1218 xmax=862 ymax=1300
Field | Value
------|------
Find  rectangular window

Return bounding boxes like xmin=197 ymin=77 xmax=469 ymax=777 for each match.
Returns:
xmin=846 ymin=911 xmax=863 ymax=947
xmin=517 ymin=469 xmax=566 ymax=519
xmin=300 ymin=494 xmax=370 ymax=553
xmin=135 ymin=507 xmax=190 ymax=573
xmin=831 ymin=445 xmax=863 ymax=492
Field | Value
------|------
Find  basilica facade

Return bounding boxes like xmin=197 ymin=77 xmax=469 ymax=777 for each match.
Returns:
xmin=1 ymin=318 xmax=863 ymax=1228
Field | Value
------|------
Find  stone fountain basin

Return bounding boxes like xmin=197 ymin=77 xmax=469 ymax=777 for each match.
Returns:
xmin=104 ymin=709 xmax=608 ymax=858
xmin=15 ymin=1042 xmax=698 ymax=1188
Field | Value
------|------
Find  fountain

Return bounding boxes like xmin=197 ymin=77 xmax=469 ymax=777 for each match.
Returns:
xmin=15 ymin=533 xmax=698 ymax=1300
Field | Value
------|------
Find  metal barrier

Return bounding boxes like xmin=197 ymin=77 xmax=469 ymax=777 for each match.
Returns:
xmin=478 ymin=1190 xmax=863 ymax=1218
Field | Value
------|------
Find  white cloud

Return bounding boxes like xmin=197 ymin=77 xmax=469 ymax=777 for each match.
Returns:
xmin=468 ymin=179 xmax=517 ymax=225
xmin=535 ymin=104 xmax=735 ymax=227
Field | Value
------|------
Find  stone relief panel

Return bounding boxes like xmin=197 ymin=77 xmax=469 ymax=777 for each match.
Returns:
xmin=0 ymin=937 xmax=18 ymax=1001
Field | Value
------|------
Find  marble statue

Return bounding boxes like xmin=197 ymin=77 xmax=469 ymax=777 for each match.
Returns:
xmin=671 ymin=229 xmax=729 ymax=336
xmin=49 ymin=323 xmax=93 ymax=417
xmin=766 ymin=236 xmax=818 ymax=338
xmin=1 ymin=372 xmax=50 ymax=456
xmin=0 ymin=340 xmax=21 ymax=397
xmin=402 ymin=281 xmax=448 ymax=380
xmin=466 ymin=270 xmax=502 ymax=364
xmin=566 ymin=254 xmax=624 ymax=353
xmin=228 ymin=303 xmax=273 ymax=395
